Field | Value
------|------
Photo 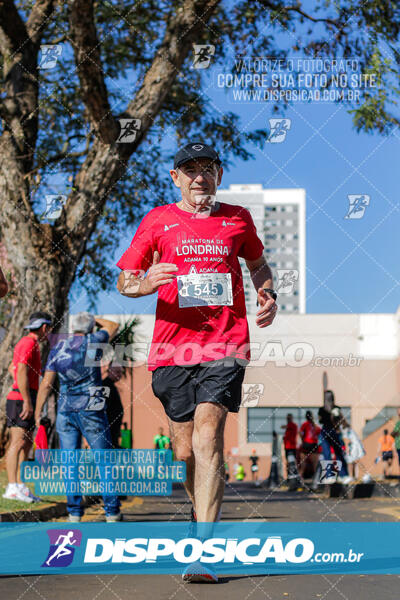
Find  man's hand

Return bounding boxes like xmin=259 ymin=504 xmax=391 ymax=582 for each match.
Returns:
xmin=34 ymin=410 xmax=41 ymax=428
xmin=20 ymin=400 xmax=33 ymax=421
xmin=142 ymin=251 xmax=178 ymax=294
xmin=119 ymin=251 xmax=178 ymax=297
xmin=255 ymin=288 xmax=277 ymax=328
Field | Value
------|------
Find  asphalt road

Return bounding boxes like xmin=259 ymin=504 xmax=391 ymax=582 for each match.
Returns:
xmin=1 ymin=482 xmax=399 ymax=600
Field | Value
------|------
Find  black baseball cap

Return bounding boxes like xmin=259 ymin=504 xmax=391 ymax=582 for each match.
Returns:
xmin=173 ymin=142 xmax=221 ymax=170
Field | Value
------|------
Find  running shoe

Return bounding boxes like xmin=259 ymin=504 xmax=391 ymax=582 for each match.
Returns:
xmin=182 ymin=560 xmax=218 ymax=583
xmin=337 ymin=475 xmax=354 ymax=485
xmin=19 ymin=484 xmax=41 ymax=502
xmin=321 ymin=476 xmax=336 ymax=485
xmin=68 ymin=514 xmax=82 ymax=522
xmin=2 ymin=485 xmax=33 ymax=503
xmin=106 ymin=512 xmax=122 ymax=522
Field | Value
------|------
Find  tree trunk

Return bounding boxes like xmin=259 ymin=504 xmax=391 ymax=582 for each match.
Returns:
xmin=0 ymin=0 xmax=222 ymax=448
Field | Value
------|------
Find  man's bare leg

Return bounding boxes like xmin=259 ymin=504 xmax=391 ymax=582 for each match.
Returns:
xmin=6 ymin=428 xmax=25 ymax=484
xmin=168 ymin=418 xmax=195 ymax=507
xmin=17 ymin=433 xmax=33 ymax=483
xmin=192 ymin=402 xmax=227 ymax=522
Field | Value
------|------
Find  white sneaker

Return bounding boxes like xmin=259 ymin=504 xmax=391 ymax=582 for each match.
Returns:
xmin=106 ymin=513 xmax=122 ymax=522
xmin=321 ymin=476 xmax=336 ymax=485
xmin=18 ymin=484 xmax=41 ymax=503
xmin=182 ymin=561 xmax=218 ymax=583
xmin=68 ymin=514 xmax=82 ymax=523
xmin=337 ymin=475 xmax=354 ymax=485
xmin=2 ymin=485 xmax=33 ymax=503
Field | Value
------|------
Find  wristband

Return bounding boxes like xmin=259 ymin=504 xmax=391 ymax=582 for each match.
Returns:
xmin=262 ymin=288 xmax=277 ymax=301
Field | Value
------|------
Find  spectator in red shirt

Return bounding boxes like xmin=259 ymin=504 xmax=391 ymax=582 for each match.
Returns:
xmin=299 ymin=410 xmax=321 ymax=478
xmin=3 ymin=312 xmax=52 ymax=503
xmin=282 ymin=413 xmax=298 ymax=459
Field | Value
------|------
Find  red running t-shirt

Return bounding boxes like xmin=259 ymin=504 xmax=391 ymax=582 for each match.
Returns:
xmin=300 ymin=421 xmax=321 ymax=444
xmin=117 ymin=202 xmax=264 ymax=370
xmin=283 ymin=422 xmax=298 ymax=449
xmin=7 ymin=334 xmax=41 ymax=400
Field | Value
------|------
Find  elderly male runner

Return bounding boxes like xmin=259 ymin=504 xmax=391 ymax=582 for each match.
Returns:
xmin=117 ymin=142 xmax=277 ymax=582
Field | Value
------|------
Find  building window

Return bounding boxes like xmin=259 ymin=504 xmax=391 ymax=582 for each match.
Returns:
xmin=247 ymin=406 xmax=352 ymax=443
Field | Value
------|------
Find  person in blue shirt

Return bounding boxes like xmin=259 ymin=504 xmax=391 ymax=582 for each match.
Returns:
xmin=35 ymin=312 xmax=120 ymax=522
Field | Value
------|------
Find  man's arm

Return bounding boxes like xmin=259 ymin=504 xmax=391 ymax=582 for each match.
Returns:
xmin=16 ymin=363 xmax=33 ymax=420
xmin=245 ymin=255 xmax=277 ymax=328
xmin=0 ymin=266 xmax=8 ymax=298
xmin=35 ymin=371 xmax=57 ymax=426
xmin=94 ymin=317 xmax=119 ymax=341
xmin=117 ymin=251 xmax=178 ymax=298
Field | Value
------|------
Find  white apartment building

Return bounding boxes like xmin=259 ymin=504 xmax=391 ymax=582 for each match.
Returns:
xmin=216 ymin=185 xmax=306 ymax=314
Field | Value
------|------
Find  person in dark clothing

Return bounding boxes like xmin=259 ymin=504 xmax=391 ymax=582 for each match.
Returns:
xmin=318 ymin=403 xmax=351 ymax=483
xmin=102 ymin=365 xmax=124 ymax=449
xmin=249 ymin=449 xmax=259 ymax=482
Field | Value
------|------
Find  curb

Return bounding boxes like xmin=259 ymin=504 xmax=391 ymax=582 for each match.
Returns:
xmin=0 ymin=501 xmax=67 ymax=522
xmin=0 ymin=495 xmax=103 ymax=522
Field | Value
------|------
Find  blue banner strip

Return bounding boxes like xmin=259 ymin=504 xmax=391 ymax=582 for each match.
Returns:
xmin=0 ymin=522 xmax=399 ymax=575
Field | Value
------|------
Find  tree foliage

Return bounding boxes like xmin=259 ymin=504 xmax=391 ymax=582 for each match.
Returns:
xmin=0 ymin=0 xmax=399 ymax=317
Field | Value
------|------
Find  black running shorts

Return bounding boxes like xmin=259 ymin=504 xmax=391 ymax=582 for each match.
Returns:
xmin=382 ymin=451 xmax=393 ymax=462
xmin=6 ymin=389 xmax=37 ymax=430
xmin=151 ymin=360 xmax=246 ymax=422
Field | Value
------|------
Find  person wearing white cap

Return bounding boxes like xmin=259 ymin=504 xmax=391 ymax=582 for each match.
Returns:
xmin=3 ymin=311 xmax=52 ymax=503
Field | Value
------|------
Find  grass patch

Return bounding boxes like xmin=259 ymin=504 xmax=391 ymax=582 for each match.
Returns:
xmin=0 ymin=468 xmax=65 ymax=513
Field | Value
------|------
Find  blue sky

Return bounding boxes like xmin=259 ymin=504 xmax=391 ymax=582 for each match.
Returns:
xmin=70 ymin=55 xmax=399 ymax=317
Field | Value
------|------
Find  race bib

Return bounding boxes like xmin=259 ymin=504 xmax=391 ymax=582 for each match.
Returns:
xmin=177 ymin=273 xmax=233 ymax=308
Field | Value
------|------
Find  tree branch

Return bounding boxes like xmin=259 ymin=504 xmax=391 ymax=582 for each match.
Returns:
xmin=68 ymin=0 xmax=118 ymax=144
xmin=258 ymin=0 xmax=341 ymax=28
xmin=123 ymin=0 xmax=221 ymax=140
xmin=0 ymin=0 xmax=27 ymax=56
xmin=30 ymin=132 xmax=93 ymax=173
xmin=26 ymin=0 xmax=56 ymax=46
xmin=63 ymin=0 xmax=221 ymax=258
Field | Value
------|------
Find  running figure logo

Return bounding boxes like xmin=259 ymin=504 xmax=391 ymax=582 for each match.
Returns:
xmin=267 ymin=118 xmax=291 ymax=143
xmin=319 ymin=460 xmax=342 ymax=484
xmin=344 ymin=194 xmax=370 ymax=219
xmin=241 ymin=383 xmax=264 ymax=407
xmin=117 ymin=118 xmax=141 ymax=143
xmin=42 ymin=529 xmax=82 ymax=567
xmin=276 ymin=269 xmax=299 ymax=294
xmin=192 ymin=45 xmax=215 ymax=69
xmin=41 ymin=195 xmax=67 ymax=222
xmin=39 ymin=45 xmax=62 ymax=69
